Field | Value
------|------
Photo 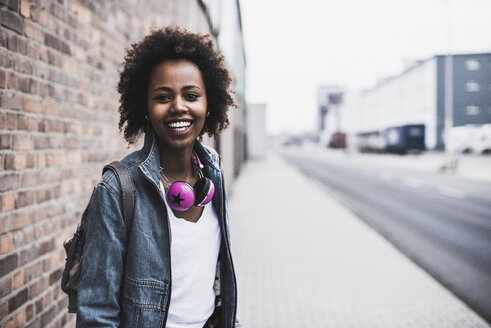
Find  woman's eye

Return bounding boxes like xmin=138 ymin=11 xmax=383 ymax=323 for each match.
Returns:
xmin=186 ymin=93 xmax=199 ymax=101
xmin=155 ymin=94 xmax=171 ymax=102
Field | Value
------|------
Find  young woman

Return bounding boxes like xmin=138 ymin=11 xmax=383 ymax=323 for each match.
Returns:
xmin=76 ymin=27 xmax=239 ymax=328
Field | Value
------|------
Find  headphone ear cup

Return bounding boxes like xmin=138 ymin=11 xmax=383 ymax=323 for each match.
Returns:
xmin=166 ymin=181 xmax=195 ymax=211
xmin=193 ymin=178 xmax=215 ymax=207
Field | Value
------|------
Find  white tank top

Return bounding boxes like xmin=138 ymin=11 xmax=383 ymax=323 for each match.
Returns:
xmin=159 ymin=180 xmax=221 ymax=328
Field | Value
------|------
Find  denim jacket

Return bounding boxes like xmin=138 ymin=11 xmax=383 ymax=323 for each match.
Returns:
xmin=76 ymin=132 xmax=238 ymax=328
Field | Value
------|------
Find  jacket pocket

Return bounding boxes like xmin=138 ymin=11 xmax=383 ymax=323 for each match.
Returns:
xmin=120 ymin=276 xmax=169 ymax=328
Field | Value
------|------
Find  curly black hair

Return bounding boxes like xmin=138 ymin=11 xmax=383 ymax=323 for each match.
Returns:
xmin=117 ymin=26 xmax=236 ymax=144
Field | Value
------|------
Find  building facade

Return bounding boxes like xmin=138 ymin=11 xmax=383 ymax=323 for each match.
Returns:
xmin=0 ymin=1 xmax=245 ymax=327
xmin=349 ymin=53 xmax=491 ymax=150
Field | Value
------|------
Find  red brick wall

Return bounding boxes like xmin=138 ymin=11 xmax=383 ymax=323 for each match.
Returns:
xmin=0 ymin=1 xmax=210 ymax=327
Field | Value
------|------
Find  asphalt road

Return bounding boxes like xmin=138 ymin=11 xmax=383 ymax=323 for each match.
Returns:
xmin=280 ymin=146 xmax=491 ymax=323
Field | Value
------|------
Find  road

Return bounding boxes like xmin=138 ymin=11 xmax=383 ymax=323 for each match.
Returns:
xmin=280 ymin=145 xmax=491 ymax=323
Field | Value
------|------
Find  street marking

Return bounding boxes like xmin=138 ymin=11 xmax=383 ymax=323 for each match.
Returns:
xmin=437 ymin=186 xmax=466 ymax=199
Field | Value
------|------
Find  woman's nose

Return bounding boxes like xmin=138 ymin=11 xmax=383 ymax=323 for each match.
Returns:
xmin=171 ymin=96 xmax=187 ymax=113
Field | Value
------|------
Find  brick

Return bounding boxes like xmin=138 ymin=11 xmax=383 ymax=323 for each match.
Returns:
xmin=8 ymin=287 xmax=28 ymax=313
xmin=7 ymin=0 xmax=19 ymax=11
xmin=24 ymin=22 xmax=44 ymax=44
xmin=11 ymin=230 xmax=23 ymax=248
xmin=24 ymin=261 xmax=42 ymax=283
xmin=18 ymin=37 xmax=28 ymax=55
xmin=22 ymin=96 xmax=42 ymax=113
xmin=4 ymin=319 xmax=14 ymax=328
xmin=0 ymin=173 xmax=19 ymax=192
xmin=27 ymin=117 xmax=37 ymax=131
xmin=35 ymin=298 xmax=43 ymax=314
xmin=0 ymin=301 xmax=7 ymax=323
xmin=40 ymin=304 xmax=56 ymax=327
xmin=0 ymin=276 xmax=12 ymax=298
xmin=39 ymin=239 xmax=55 ymax=255
xmin=15 ymin=307 xmax=26 ymax=326
xmin=36 ymin=188 xmax=46 ymax=202
xmin=42 ymin=288 xmax=53 ymax=306
xmin=0 ymin=92 xmax=23 ymax=110
xmin=0 ymin=235 xmax=13 ymax=254
xmin=5 ymin=112 xmax=16 ymax=129
xmin=27 ymin=42 xmax=38 ymax=59
xmin=12 ymin=210 xmax=30 ymax=230
xmin=0 ymin=254 xmax=18 ymax=278
xmin=18 ymin=76 xmax=30 ymax=93
xmin=48 ymin=268 xmax=61 ymax=285
xmin=7 ymin=71 xmax=18 ymax=89
xmin=17 ymin=190 xmax=35 ymax=207
xmin=34 ymin=135 xmax=50 ymax=149
xmin=1 ymin=10 xmax=24 ymax=35
xmin=0 ymin=134 xmax=11 ymax=149
xmin=28 ymin=78 xmax=38 ymax=94
xmin=5 ymin=153 xmax=26 ymax=170
xmin=2 ymin=193 xmax=14 ymax=211
xmin=36 ymin=153 xmax=46 ymax=168
xmin=25 ymin=303 xmax=33 ymax=321
xmin=46 ymin=153 xmax=61 ymax=166
xmin=44 ymin=33 xmax=60 ymax=51
xmin=0 ymin=112 xmax=4 ymax=128
xmin=42 ymin=101 xmax=57 ymax=115
xmin=7 ymin=33 xmax=17 ymax=51
xmin=12 ymin=134 xmax=33 ymax=150
xmin=0 ymin=69 xmax=6 ymax=88
xmin=8 ymin=72 xmax=29 ymax=92
xmin=21 ymin=170 xmax=39 ymax=187
xmin=26 ymin=154 xmax=34 ymax=167
xmin=17 ymin=113 xmax=26 ymax=129
xmin=13 ymin=56 xmax=33 ymax=74
xmin=28 ymin=277 xmax=47 ymax=298
xmin=0 ymin=216 xmax=9 ymax=234
xmin=0 ymin=28 xmax=6 ymax=46
xmin=0 ymin=49 xmax=10 ymax=67
xmin=19 ymin=246 xmax=38 ymax=266
xmin=57 ymin=296 xmax=68 ymax=315
xmin=20 ymin=0 xmax=30 ymax=18
xmin=13 ymin=270 xmax=23 ymax=289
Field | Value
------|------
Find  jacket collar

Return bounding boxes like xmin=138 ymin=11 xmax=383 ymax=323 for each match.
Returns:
xmin=138 ymin=132 xmax=220 ymax=188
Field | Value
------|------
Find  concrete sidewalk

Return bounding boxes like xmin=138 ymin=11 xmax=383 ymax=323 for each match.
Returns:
xmin=229 ymin=154 xmax=490 ymax=328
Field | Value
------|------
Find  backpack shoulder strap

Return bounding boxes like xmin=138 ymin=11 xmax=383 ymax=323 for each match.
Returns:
xmin=102 ymin=161 xmax=136 ymax=238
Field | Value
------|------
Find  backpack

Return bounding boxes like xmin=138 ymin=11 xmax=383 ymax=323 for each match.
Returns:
xmin=61 ymin=161 xmax=136 ymax=313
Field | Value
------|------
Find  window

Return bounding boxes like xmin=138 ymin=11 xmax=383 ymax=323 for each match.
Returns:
xmin=465 ymin=59 xmax=480 ymax=70
xmin=466 ymin=81 xmax=480 ymax=92
xmin=466 ymin=105 xmax=480 ymax=115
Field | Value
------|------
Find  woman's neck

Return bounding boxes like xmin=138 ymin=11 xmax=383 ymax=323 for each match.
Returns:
xmin=157 ymin=142 xmax=195 ymax=179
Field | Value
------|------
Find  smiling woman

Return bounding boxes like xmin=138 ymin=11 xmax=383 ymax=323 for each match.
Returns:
xmin=147 ymin=60 xmax=208 ymax=153
xmin=75 ymin=27 xmax=240 ymax=328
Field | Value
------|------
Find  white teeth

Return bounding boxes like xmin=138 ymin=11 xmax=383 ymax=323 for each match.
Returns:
xmin=168 ymin=121 xmax=191 ymax=129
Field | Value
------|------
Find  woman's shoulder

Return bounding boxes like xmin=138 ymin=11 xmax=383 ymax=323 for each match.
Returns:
xmin=196 ymin=142 xmax=221 ymax=171
xmin=99 ymin=148 xmax=142 ymax=194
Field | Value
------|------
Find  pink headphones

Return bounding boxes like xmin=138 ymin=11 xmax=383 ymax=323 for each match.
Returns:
xmin=160 ymin=151 xmax=215 ymax=211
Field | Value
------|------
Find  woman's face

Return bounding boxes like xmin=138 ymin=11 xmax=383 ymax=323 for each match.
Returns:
xmin=147 ymin=59 xmax=207 ymax=152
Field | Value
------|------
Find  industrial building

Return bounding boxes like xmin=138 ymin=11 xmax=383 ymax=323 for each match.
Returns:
xmin=323 ymin=53 xmax=491 ymax=151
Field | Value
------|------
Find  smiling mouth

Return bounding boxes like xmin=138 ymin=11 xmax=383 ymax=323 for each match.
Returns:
xmin=167 ymin=120 xmax=192 ymax=132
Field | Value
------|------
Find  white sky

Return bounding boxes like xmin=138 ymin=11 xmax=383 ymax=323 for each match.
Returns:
xmin=240 ymin=0 xmax=491 ymax=134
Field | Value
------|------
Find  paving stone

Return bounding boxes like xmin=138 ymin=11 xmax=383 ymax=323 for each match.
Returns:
xmin=229 ymin=154 xmax=490 ymax=328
